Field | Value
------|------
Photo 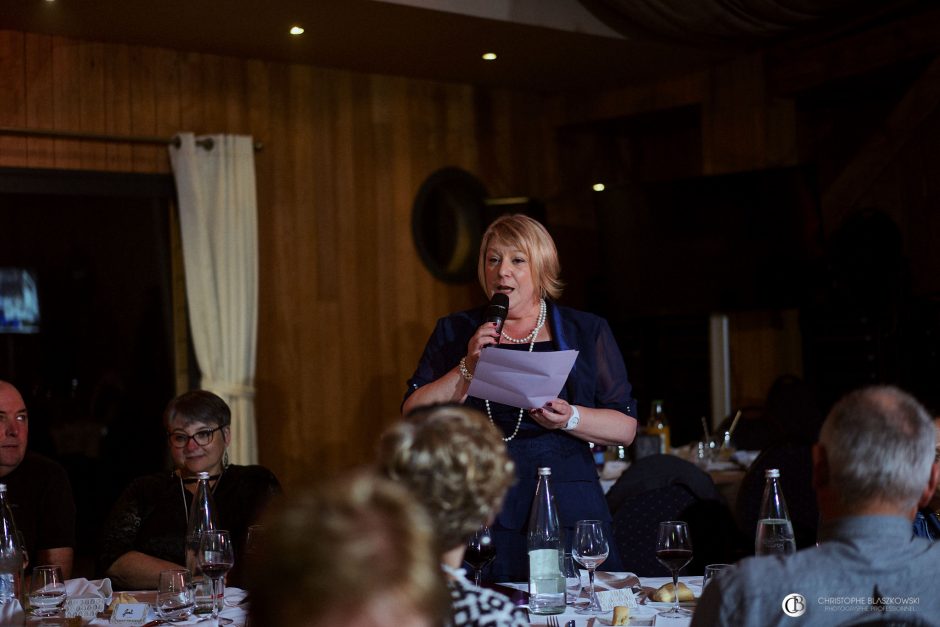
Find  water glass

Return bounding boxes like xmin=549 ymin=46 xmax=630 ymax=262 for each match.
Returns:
xmin=561 ymin=552 xmax=582 ymax=604
xmin=702 ymin=563 xmax=729 ymax=589
xmin=28 ymin=565 xmax=66 ymax=617
xmin=157 ymin=569 xmax=195 ymax=620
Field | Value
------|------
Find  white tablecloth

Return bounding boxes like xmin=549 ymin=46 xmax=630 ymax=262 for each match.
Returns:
xmin=502 ymin=573 xmax=701 ymax=627
xmin=15 ymin=582 xmax=249 ymax=626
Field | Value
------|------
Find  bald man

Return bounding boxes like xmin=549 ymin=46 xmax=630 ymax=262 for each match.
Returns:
xmin=0 ymin=380 xmax=75 ymax=577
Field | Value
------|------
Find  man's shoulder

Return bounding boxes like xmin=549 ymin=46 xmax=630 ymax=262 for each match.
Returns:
xmin=16 ymin=451 xmax=69 ymax=478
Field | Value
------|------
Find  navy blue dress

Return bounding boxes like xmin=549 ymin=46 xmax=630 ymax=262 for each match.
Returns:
xmin=405 ymin=300 xmax=637 ymax=581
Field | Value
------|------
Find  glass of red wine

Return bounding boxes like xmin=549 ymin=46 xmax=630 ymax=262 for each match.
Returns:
xmin=464 ymin=524 xmax=497 ymax=587
xmin=198 ymin=529 xmax=235 ymax=624
xmin=572 ymin=520 xmax=609 ymax=615
xmin=655 ymin=521 xmax=693 ymax=618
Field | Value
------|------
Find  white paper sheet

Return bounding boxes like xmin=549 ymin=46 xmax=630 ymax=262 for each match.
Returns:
xmin=467 ymin=348 xmax=578 ymax=408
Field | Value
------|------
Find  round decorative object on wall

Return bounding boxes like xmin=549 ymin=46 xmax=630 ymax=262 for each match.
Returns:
xmin=411 ymin=167 xmax=488 ymax=284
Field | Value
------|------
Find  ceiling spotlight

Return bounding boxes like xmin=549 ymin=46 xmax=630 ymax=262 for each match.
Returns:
xmin=482 ymin=52 xmax=497 ymax=61
xmin=592 ymin=183 xmax=606 ymax=192
xmin=289 ymin=26 xmax=305 ymax=36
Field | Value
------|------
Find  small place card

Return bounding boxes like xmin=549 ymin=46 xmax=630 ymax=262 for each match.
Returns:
xmin=595 ymin=588 xmax=638 ymax=612
xmin=109 ymin=602 xmax=148 ymax=625
xmin=65 ymin=596 xmax=107 ymax=620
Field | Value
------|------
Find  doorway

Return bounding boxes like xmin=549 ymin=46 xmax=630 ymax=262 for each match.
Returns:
xmin=0 ymin=166 xmax=179 ymax=576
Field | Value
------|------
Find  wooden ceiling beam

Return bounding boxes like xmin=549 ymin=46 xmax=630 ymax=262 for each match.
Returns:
xmin=768 ymin=5 xmax=940 ymax=95
xmin=821 ymin=53 xmax=940 ymax=233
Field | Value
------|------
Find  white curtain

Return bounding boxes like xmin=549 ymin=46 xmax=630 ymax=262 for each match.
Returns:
xmin=169 ymin=133 xmax=259 ymax=465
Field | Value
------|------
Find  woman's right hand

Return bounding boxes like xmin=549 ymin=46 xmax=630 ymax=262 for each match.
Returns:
xmin=465 ymin=322 xmax=502 ymax=371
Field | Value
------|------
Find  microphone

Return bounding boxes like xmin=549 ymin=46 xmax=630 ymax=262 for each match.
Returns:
xmin=485 ymin=293 xmax=510 ymax=340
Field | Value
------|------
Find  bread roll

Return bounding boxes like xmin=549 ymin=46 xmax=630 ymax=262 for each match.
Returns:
xmin=612 ymin=605 xmax=630 ymax=625
xmin=651 ymin=581 xmax=694 ymax=603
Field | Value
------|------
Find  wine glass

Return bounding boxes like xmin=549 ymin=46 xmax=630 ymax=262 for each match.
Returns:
xmin=463 ymin=524 xmax=496 ymax=587
xmin=572 ymin=520 xmax=608 ymax=615
xmin=28 ymin=565 xmax=66 ymax=617
xmin=655 ymin=521 xmax=693 ymax=618
xmin=157 ymin=569 xmax=195 ymax=621
xmin=198 ymin=530 xmax=235 ymax=625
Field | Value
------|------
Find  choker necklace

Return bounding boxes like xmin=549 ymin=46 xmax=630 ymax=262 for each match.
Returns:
xmin=486 ymin=298 xmax=547 ymax=442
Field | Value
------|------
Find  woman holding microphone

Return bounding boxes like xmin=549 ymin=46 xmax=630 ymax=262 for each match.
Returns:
xmin=403 ymin=214 xmax=637 ymax=581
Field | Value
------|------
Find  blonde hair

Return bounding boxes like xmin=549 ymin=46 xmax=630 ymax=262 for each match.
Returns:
xmin=477 ymin=214 xmax=564 ymax=300
xmin=379 ymin=404 xmax=516 ymax=553
xmin=249 ymin=472 xmax=448 ymax=627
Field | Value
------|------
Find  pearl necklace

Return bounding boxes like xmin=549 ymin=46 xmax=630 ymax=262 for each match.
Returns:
xmin=486 ymin=298 xmax=547 ymax=442
xmin=500 ymin=298 xmax=547 ymax=343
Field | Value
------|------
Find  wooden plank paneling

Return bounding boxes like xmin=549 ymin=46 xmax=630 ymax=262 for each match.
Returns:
xmin=24 ymin=33 xmax=55 ymax=167
xmin=0 ymin=31 xmax=27 ymax=166
xmin=0 ymin=28 xmax=554 ymax=488
xmin=102 ymin=43 xmax=133 ymax=171
xmin=52 ymin=37 xmax=84 ymax=168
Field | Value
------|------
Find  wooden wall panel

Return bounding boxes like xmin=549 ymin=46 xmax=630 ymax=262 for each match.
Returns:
xmin=0 ymin=31 xmax=27 ymax=167
xmin=0 ymin=30 xmax=554 ymax=488
xmin=24 ymin=33 xmax=55 ymax=167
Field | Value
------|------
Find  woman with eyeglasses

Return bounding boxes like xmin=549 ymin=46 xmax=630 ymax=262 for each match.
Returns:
xmin=97 ymin=390 xmax=281 ymax=589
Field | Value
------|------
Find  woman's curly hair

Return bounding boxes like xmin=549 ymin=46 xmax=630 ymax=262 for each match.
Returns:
xmin=378 ymin=404 xmax=516 ymax=553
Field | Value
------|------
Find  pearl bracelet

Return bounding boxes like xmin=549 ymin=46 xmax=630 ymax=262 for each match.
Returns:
xmin=458 ymin=356 xmax=473 ymax=381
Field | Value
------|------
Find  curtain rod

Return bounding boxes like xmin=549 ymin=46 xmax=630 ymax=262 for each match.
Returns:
xmin=0 ymin=127 xmax=264 ymax=152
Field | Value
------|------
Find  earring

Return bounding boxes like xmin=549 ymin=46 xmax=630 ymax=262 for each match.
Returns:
xmin=223 ymin=451 xmax=230 ymax=468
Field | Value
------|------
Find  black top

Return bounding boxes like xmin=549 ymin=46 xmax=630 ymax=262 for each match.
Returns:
xmin=97 ymin=464 xmax=281 ymax=579
xmin=4 ymin=451 xmax=76 ymax=571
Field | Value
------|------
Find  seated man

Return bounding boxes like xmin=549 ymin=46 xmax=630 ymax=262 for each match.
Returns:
xmin=693 ymin=385 xmax=940 ymax=626
xmin=912 ymin=417 xmax=940 ymax=540
xmin=0 ymin=380 xmax=75 ymax=577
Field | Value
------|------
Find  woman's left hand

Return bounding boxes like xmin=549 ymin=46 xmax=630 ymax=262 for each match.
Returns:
xmin=529 ymin=399 xmax=572 ymax=430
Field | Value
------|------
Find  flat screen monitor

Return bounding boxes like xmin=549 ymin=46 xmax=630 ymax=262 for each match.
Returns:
xmin=0 ymin=268 xmax=39 ymax=334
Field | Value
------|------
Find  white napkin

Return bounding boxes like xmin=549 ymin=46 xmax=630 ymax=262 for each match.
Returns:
xmin=65 ymin=577 xmax=113 ymax=620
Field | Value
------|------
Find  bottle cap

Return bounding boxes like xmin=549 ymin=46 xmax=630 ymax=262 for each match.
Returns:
xmin=765 ymin=468 xmax=780 ymax=478
xmin=0 ymin=484 xmax=6 ymax=493
xmin=537 ymin=467 xmax=552 ymax=476
xmin=197 ymin=471 xmax=211 ymax=479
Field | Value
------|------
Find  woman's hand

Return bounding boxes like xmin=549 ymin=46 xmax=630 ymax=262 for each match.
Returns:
xmin=531 ymin=400 xmax=638 ymax=446
xmin=464 ymin=322 xmax=502 ymax=372
xmin=529 ymin=399 xmax=572 ymax=430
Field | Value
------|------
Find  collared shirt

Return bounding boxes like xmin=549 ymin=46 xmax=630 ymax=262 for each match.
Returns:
xmin=692 ymin=516 xmax=940 ymax=627
xmin=912 ymin=508 xmax=940 ymax=541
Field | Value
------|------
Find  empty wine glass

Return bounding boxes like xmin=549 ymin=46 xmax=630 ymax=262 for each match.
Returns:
xmin=157 ymin=569 xmax=194 ymax=621
xmin=655 ymin=521 xmax=693 ymax=618
xmin=28 ymin=565 xmax=66 ymax=617
xmin=198 ymin=530 xmax=235 ymax=625
xmin=572 ymin=520 xmax=608 ymax=615
xmin=463 ymin=524 xmax=496 ymax=587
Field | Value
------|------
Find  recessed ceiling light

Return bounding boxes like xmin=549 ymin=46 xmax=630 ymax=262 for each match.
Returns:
xmin=482 ymin=52 xmax=497 ymax=61
xmin=289 ymin=26 xmax=305 ymax=36
xmin=592 ymin=183 xmax=606 ymax=192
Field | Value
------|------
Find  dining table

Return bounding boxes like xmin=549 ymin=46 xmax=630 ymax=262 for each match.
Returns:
xmin=500 ymin=572 xmax=702 ymax=627
xmin=16 ymin=583 xmax=249 ymax=626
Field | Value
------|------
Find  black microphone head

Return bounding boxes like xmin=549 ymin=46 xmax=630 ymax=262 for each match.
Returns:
xmin=485 ymin=293 xmax=509 ymax=323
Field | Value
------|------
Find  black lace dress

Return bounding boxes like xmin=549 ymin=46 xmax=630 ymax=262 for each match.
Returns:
xmin=97 ymin=465 xmax=281 ymax=582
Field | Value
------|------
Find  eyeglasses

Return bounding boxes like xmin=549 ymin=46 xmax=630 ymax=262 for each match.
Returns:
xmin=168 ymin=425 xmax=224 ymax=448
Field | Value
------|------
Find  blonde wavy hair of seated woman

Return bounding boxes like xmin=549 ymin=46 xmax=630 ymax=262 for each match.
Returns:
xmin=249 ymin=472 xmax=449 ymax=627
